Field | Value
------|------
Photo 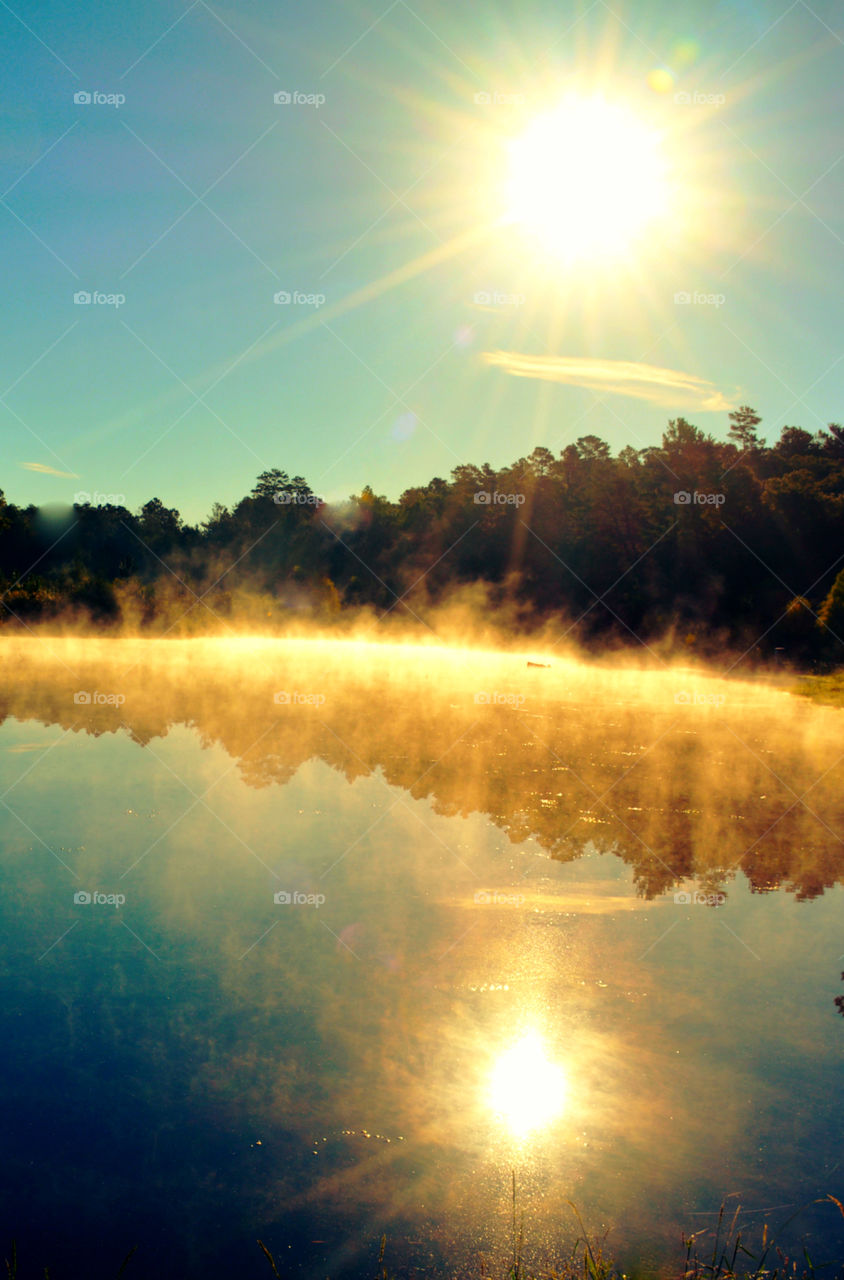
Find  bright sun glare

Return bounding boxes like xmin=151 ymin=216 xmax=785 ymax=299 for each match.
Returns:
xmin=505 ymin=95 xmax=669 ymax=263
xmin=488 ymin=1032 xmax=567 ymax=1137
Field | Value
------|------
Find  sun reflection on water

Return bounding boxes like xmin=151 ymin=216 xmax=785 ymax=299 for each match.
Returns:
xmin=488 ymin=1032 xmax=567 ymax=1138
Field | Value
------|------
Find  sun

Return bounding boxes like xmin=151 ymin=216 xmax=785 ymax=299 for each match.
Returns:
xmin=488 ymin=1031 xmax=567 ymax=1137
xmin=504 ymin=94 xmax=670 ymax=264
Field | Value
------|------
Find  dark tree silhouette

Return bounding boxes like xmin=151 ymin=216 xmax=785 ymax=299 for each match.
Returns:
xmin=2 ymin=406 xmax=844 ymax=665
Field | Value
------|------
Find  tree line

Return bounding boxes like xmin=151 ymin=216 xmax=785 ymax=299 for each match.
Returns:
xmin=2 ymin=407 xmax=844 ymax=664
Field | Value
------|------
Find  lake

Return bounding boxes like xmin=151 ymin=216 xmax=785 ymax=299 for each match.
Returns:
xmin=1 ymin=637 xmax=842 ymax=1279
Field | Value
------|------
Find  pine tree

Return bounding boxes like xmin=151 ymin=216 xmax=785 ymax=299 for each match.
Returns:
xmin=727 ymin=405 xmax=763 ymax=451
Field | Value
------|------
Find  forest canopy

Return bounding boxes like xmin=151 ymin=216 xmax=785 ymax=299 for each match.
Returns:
xmin=3 ymin=409 xmax=844 ymax=665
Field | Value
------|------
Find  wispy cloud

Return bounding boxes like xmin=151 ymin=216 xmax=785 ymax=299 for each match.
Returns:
xmin=483 ymin=351 xmax=735 ymax=411
xmin=20 ymin=462 xmax=79 ymax=478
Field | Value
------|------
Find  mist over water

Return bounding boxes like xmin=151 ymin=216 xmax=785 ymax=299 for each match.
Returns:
xmin=3 ymin=636 xmax=841 ymax=898
xmin=1 ymin=636 xmax=842 ymax=1278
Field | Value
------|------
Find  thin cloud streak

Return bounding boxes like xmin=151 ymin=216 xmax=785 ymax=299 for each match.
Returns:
xmin=483 ymin=351 xmax=736 ymax=411
xmin=20 ymin=462 xmax=79 ymax=478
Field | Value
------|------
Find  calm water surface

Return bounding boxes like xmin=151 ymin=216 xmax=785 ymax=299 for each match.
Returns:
xmin=1 ymin=638 xmax=842 ymax=1279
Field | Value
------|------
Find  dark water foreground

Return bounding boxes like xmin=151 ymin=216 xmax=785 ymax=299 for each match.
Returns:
xmin=0 ymin=638 xmax=842 ymax=1279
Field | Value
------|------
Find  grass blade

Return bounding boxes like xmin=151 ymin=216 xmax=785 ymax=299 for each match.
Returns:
xmin=257 ymin=1239 xmax=282 ymax=1278
xmin=115 ymin=1244 xmax=138 ymax=1278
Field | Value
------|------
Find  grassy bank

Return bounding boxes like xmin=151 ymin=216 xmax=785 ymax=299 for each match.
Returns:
xmin=791 ymin=670 xmax=844 ymax=707
xmin=6 ymin=1197 xmax=844 ymax=1280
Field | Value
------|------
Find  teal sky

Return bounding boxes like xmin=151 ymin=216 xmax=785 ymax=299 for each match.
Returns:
xmin=2 ymin=0 xmax=843 ymax=524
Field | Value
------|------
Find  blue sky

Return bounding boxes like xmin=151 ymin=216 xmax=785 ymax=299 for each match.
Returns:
xmin=2 ymin=0 xmax=843 ymax=523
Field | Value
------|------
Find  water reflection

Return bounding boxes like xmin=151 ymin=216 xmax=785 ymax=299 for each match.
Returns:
xmin=488 ymin=1032 xmax=567 ymax=1137
xmin=2 ymin=636 xmax=843 ymax=900
xmin=0 ymin=637 xmax=842 ymax=1278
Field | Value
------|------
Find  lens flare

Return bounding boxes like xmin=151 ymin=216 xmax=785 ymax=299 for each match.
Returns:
xmin=648 ymin=68 xmax=674 ymax=94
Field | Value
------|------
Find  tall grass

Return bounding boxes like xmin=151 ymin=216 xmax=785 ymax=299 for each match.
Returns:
xmin=681 ymin=1196 xmax=844 ymax=1280
xmin=5 ymin=1193 xmax=842 ymax=1279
